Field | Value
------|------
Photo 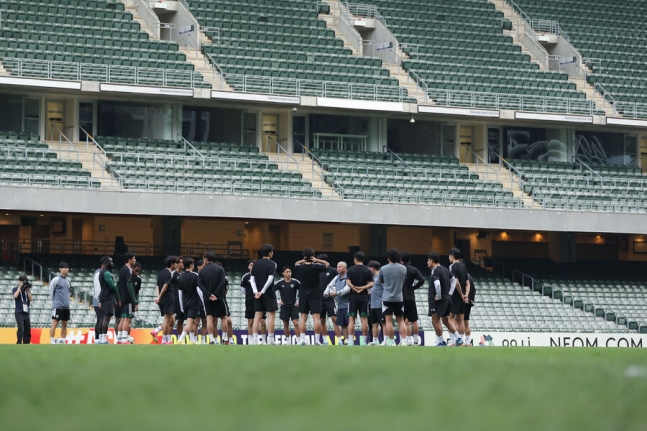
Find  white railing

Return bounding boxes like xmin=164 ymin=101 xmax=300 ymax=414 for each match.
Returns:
xmin=593 ymin=83 xmax=616 ymax=115
xmin=338 ymin=1 xmax=363 ymax=53
xmin=49 ymin=123 xmax=79 ymax=161
xmin=615 ymin=101 xmax=647 ymax=120
xmin=178 ymin=135 xmax=205 ymax=164
xmin=157 ymin=23 xmax=176 ymax=42
xmin=204 ymin=53 xmax=225 ymax=90
xmin=2 ymin=57 xmax=204 ymax=89
xmin=468 ymin=149 xmax=500 ymax=183
xmin=407 ymin=69 xmax=428 ymax=105
xmin=201 ymin=27 xmax=221 ymax=45
xmin=223 ymin=74 xmax=409 ymax=102
xmin=427 ymin=88 xmax=596 ymax=115
xmin=345 ymin=3 xmax=387 ymax=27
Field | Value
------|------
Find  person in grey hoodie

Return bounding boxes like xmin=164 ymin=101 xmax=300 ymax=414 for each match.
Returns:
xmin=49 ymin=261 xmax=71 ymax=344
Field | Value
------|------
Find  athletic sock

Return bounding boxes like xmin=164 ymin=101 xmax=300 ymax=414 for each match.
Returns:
xmin=453 ymin=331 xmax=460 ymax=342
xmin=414 ymin=334 xmax=420 ymax=344
xmin=178 ymin=332 xmax=187 ymax=343
xmin=251 ymin=334 xmax=258 ymax=345
xmin=154 ymin=325 xmax=163 ymax=333
xmin=465 ymin=335 xmax=471 ymax=345
xmin=437 ymin=335 xmax=444 ymax=344
xmin=229 ymin=337 xmax=234 ymax=344
xmin=359 ymin=335 xmax=366 ymax=345
xmin=189 ymin=333 xmax=196 ymax=343
xmin=267 ymin=333 xmax=274 ymax=344
xmin=460 ymin=333 xmax=465 ymax=341
xmin=299 ymin=334 xmax=306 ymax=344
xmin=449 ymin=332 xmax=456 ymax=343
xmin=347 ymin=335 xmax=354 ymax=345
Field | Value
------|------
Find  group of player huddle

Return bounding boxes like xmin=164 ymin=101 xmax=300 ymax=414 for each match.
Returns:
xmin=90 ymin=244 xmax=476 ymax=346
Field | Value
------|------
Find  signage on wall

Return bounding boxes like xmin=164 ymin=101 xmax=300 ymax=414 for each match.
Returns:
xmin=418 ymin=105 xmax=500 ymax=118
xmin=515 ymin=112 xmax=593 ymax=123
xmin=100 ymin=83 xmax=194 ymax=97
xmin=212 ymin=91 xmax=301 ymax=105
xmin=178 ymin=25 xmax=194 ymax=34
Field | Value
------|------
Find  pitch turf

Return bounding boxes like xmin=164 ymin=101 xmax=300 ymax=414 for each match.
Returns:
xmin=1 ymin=346 xmax=645 ymax=431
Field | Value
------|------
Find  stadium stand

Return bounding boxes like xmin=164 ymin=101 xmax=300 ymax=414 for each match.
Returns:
xmin=497 ymin=259 xmax=647 ymax=333
xmin=186 ymin=0 xmax=415 ymax=102
xmin=370 ymin=0 xmax=599 ymax=113
xmin=313 ymin=148 xmax=524 ymax=207
xmin=504 ymin=159 xmax=647 ymax=212
xmin=97 ymin=137 xmax=320 ymax=197
xmin=0 ymin=131 xmax=100 ymax=189
xmin=0 ymin=0 xmax=210 ymax=88
xmin=510 ymin=0 xmax=647 ymax=117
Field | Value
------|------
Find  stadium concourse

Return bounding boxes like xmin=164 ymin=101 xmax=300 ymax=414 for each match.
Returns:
xmin=0 ymin=0 xmax=647 ymax=349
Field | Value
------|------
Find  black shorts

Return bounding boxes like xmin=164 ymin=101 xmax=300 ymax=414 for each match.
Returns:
xmin=348 ymin=299 xmax=369 ymax=317
xmin=101 ymin=300 xmax=114 ymax=317
xmin=122 ymin=303 xmax=134 ymax=318
xmin=403 ymin=300 xmax=418 ymax=323
xmin=321 ymin=298 xmax=337 ymax=318
xmin=186 ymin=308 xmax=201 ymax=320
xmin=205 ymin=298 xmax=229 ymax=318
xmin=370 ymin=308 xmax=385 ymax=325
xmin=52 ymin=308 xmax=70 ymax=322
xmin=245 ymin=297 xmax=256 ymax=320
xmin=159 ymin=302 xmax=174 ymax=316
xmin=450 ymin=299 xmax=466 ymax=315
xmin=280 ymin=305 xmax=299 ymax=322
xmin=254 ymin=294 xmax=278 ymax=313
xmin=197 ymin=308 xmax=206 ymax=319
xmin=430 ymin=299 xmax=451 ymax=318
xmin=114 ymin=303 xmax=122 ymax=319
xmin=174 ymin=300 xmax=186 ymax=321
xmin=299 ymin=298 xmax=321 ymax=315
xmin=464 ymin=304 xmax=473 ymax=321
xmin=382 ymin=301 xmax=405 ymax=317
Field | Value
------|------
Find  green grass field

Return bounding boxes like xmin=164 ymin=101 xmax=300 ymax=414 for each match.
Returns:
xmin=1 ymin=346 xmax=646 ymax=431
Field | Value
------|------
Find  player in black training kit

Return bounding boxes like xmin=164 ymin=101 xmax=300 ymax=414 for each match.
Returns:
xmin=275 ymin=266 xmax=301 ymax=345
xmin=251 ymin=244 xmax=278 ymax=345
xmin=173 ymin=257 xmax=185 ymax=343
xmin=155 ymin=256 xmax=178 ymax=344
xmin=427 ymin=252 xmax=461 ymax=347
xmin=198 ymin=252 xmax=226 ymax=344
xmin=463 ymin=270 xmax=476 ymax=346
xmin=448 ymin=248 xmax=468 ymax=346
xmin=294 ymin=248 xmax=329 ymax=346
xmin=400 ymin=250 xmax=425 ymax=346
xmin=116 ymin=252 xmax=136 ymax=344
xmin=317 ymin=254 xmax=338 ymax=345
xmin=176 ymin=258 xmax=211 ymax=345
xmin=346 ymin=251 xmax=373 ymax=346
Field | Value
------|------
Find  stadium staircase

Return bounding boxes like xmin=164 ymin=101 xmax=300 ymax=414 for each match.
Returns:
xmin=505 ymin=159 xmax=647 ymax=212
xmin=265 ymin=152 xmax=341 ymax=199
xmin=490 ymin=0 xmax=615 ymax=117
xmin=317 ymin=1 xmax=429 ymax=104
xmin=508 ymin=0 xmax=647 ymax=118
xmin=465 ymin=163 xmax=538 ymax=209
xmin=123 ymin=1 xmax=156 ymax=39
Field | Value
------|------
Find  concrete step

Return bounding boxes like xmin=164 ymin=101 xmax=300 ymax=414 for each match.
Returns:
xmin=464 ymin=162 xmax=540 ymax=209
xmin=265 ymin=152 xmax=341 ymax=199
xmin=45 ymin=141 xmax=121 ymax=190
xmin=180 ymin=47 xmax=233 ymax=92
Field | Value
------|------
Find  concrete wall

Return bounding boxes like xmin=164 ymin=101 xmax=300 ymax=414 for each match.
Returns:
xmin=2 ymin=186 xmax=647 ymax=235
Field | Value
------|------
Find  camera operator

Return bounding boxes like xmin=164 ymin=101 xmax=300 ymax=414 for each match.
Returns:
xmin=13 ymin=275 xmax=33 ymax=344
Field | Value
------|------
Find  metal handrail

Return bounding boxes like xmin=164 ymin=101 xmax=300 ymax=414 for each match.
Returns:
xmin=487 ymin=257 xmax=506 ymax=278
xmin=573 ymin=156 xmax=604 ymax=180
xmin=469 ymin=149 xmax=499 ymax=183
xmin=205 ymin=53 xmax=225 ymax=90
xmin=492 ymin=151 xmax=525 ymax=191
xmin=338 ymin=1 xmax=364 ymax=54
xmin=224 ymin=73 xmax=408 ymax=102
xmin=593 ymin=82 xmax=616 ymax=115
xmin=49 ymin=123 xmax=79 ymax=161
xmin=2 ymin=57 xmax=203 ymax=89
xmin=157 ymin=23 xmax=176 ymax=42
xmin=382 ymin=146 xmax=413 ymax=170
xmin=269 ymin=136 xmax=300 ymax=168
xmin=512 ymin=269 xmax=535 ymax=291
xmin=179 ymin=136 xmax=205 ymax=164
xmin=24 ymin=257 xmax=43 ymax=282
xmin=136 ymin=0 xmax=161 ymax=39
xmin=80 ymin=126 xmax=106 ymax=167
xmin=407 ymin=69 xmax=429 ymax=105
xmin=296 ymin=140 xmax=328 ymax=185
